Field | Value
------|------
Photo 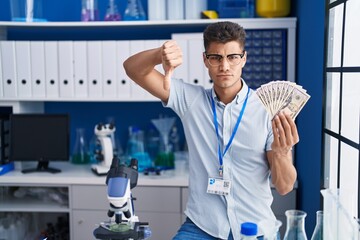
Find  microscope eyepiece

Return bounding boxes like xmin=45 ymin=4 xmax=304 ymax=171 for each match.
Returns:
xmin=130 ymin=158 xmax=138 ymax=170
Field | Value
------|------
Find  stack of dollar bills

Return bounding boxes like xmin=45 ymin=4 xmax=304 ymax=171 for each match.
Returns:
xmin=256 ymin=81 xmax=311 ymax=120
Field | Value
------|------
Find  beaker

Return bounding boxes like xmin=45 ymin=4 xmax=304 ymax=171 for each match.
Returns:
xmin=126 ymin=126 xmax=152 ymax=172
xmin=10 ymin=0 xmax=46 ymax=22
xmin=283 ymin=210 xmax=308 ymax=240
xmin=72 ymin=128 xmax=90 ymax=164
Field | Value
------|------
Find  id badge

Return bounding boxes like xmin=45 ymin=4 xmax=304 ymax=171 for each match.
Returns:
xmin=207 ymin=177 xmax=231 ymax=196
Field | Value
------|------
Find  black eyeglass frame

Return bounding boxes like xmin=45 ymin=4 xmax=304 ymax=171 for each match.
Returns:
xmin=204 ymin=51 xmax=246 ymax=66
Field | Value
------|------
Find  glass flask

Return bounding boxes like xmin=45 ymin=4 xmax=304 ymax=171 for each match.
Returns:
xmin=123 ymin=0 xmax=146 ymax=21
xmin=104 ymin=0 xmax=121 ymax=21
xmin=72 ymin=128 xmax=90 ymax=164
xmin=310 ymin=210 xmax=323 ymax=240
xmin=283 ymin=210 xmax=308 ymax=240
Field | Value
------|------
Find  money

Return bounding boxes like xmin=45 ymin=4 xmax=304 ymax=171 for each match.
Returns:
xmin=256 ymin=80 xmax=310 ymax=119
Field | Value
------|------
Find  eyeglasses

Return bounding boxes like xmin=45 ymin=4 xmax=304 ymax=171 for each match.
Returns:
xmin=204 ymin=52 xmax=245 ymax=66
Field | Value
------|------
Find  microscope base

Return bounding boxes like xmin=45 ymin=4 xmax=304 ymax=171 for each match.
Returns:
xmin=94 ymin=222 xmax=148 ymax=240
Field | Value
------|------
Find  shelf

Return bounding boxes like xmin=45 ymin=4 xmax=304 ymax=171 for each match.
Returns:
xmin=0 ymin=18 xmax=296 ymax=29
xmin=0 ymin=195 xmax=70 ymax=212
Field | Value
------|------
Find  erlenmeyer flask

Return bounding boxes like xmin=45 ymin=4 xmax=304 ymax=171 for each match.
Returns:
xmin=123 ymin=0 xmax=146 ymax=21
xmin=283 ymin=210 xmax=308 ymax=240
xmin=72 ymin=128 xmax=90 ymax=164
xmin=310 ymin=211 xmax=323 ymax=240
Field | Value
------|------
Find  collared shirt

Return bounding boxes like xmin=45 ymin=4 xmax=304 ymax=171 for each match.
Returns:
xmin=164 ymin=78 xmax=275 ymax=240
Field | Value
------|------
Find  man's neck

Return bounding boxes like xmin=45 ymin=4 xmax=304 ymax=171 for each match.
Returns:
xmin=214 ymin=80 xmax=243 ymax=105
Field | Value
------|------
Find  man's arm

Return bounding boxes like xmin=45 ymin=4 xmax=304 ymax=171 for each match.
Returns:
xmin=267 ymin=112 xmax=299 ymax=195
xmin=123 ymin=40 xmax=182 ymax=103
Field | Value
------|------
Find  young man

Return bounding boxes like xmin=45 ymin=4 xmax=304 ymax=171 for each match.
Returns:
xmin=124 ymin=21 xmax=298 ymax=240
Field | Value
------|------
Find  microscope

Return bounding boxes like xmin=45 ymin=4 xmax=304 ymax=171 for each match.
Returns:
xmin=91 ymin=122 xmax=116 ymax=176
xmin=93 ymin=157 xmax=151 ymax=239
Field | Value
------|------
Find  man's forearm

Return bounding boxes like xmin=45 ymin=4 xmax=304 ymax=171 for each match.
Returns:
xmin=123 ymin=47 xmax=162 ymax=82
xmin=268 ymin=150 xmax=297 ymax=195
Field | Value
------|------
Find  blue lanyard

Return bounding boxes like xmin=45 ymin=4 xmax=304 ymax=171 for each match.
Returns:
xmin=211 ymin=87 xmax=250 ymax=176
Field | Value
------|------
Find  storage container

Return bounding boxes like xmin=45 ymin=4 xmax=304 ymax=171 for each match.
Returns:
xmin=218 ymin=0 xmax=255 ymax=18
xmin=256 ymin=0 xmax=290 ymax=18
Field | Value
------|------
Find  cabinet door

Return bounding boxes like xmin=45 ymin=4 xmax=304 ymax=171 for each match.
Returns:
xmin=72 ymin=185 xmax=108 ymax=210
xmin=136 ymin=211 xmax=181 ymax=240
xmin=72 ymin=209 xmax=106 ymax=240
xmin=271 ymin=189 xmax=296 ymax=237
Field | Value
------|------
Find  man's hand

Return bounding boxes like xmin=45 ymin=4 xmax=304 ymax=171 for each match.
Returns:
xmin=162 ymin=40 xmax=182 ymax=90
xmin=271 ymin=111 xmax=299 ymax=156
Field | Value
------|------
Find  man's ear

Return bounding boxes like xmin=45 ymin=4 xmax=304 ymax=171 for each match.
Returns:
xmin=203 ymin=52 xmax=210 ymax=68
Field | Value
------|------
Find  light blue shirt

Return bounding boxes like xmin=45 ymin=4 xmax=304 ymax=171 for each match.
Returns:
xmin=165 ymin=78 xmax=276 ymax=240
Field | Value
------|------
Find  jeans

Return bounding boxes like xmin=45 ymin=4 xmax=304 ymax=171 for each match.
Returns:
xmin=172 ymin=217 xmax=280 ymax=240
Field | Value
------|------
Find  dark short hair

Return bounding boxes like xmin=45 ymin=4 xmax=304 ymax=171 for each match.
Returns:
xmin=203 ymin=21 xmax=246 ymax=51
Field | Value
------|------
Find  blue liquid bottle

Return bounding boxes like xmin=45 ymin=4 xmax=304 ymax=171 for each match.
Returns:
xmin=123 ymin=0 xmax=146 ymax=21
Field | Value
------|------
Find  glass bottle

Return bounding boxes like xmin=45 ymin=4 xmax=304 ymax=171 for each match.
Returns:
xmin=310 ymin=210 xmax=323 ymax=240
xmin=123 ymin=0 xmax=146 ymax=21
xmin=240 ymin=222 xmax=258 ymax=239
xmin=283 ymin=210 xmax=308 ymax=240
xmin=72 ymin=128 xmax=90 ymax=164
xmin=81 ymin=0 xmax=99 ymax=21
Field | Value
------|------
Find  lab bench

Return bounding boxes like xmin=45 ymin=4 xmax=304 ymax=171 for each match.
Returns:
xmin=0 ymin=162 xmax=296 ymax=239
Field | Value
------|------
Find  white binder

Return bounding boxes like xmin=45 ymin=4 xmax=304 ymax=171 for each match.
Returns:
xmin=170 ymin=38 xmax=188 ymax=83
xmin=73 ymin=41 xmax=88 ymax=99
xmin=144 ymin=39 xmax=164 ymax=101
xmin=188 ymin=38 xmax=205 ymax=86
xmin=15 ymin=41 xmax=32 ymax=98
xmin=58 ymin=41 xmax=75 ymax=98
xmin=172 ymin=33 xmax=205 ymax=86
xmin=129 ymin=40 xmax=146 ymax=100
xmin=0 ymin=41 xmax=17 ymax=98
xmin=102 ymin=41 xmax=117 ymax=99
xmin=44 ymin=41 xmax=59 ymax=99
xmin=116 ymin=40 xmax=131 ymax=100
xmin=30 ymin=41 xmax=46 ymax=98
xmin=87 ymin=41 xmax=103 ymax=99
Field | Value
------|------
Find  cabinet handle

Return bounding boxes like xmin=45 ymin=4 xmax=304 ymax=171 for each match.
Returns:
xmin=78 ymin=219 xmax=83 ymax=224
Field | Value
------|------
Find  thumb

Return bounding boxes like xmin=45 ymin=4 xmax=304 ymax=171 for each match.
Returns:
xmin=164 ymin=68 xmax=173 ymax=91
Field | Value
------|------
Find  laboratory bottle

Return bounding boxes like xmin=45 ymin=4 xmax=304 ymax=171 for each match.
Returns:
xmin=81 ymin=0 xmax=99 ymax=21
xmin=240 ymin=222 xmax=258 ymax=239
xmin=123 ymin=0 xmax=146 ymax=21
xmin=283 ymin=210 xmax=308 ymax=240
xmin=310 ymin=210 xmax=323 ymax=240
xmin=72 ymin=128 xmax=90 ymax=164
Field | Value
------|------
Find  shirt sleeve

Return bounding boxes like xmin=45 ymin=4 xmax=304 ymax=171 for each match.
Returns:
xmin=162 ymin=78 xmax=203 ymax=118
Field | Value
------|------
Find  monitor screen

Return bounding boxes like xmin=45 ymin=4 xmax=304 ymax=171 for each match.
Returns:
xmin=10 ymin=113 xmax=70 ymax=173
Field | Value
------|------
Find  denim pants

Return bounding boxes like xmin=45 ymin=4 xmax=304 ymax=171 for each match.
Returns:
xmin=172 ymin=217 xmax=280 ymax=240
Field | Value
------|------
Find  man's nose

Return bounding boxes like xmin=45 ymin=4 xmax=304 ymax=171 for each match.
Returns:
xmin=219 ymin=58 xmax=230 ymax=71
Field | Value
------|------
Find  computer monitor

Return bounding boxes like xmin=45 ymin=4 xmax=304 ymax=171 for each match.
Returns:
xmin=9 ymin=113 xmax=70 ymax=173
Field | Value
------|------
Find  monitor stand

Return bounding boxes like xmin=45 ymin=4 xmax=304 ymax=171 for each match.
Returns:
xmin=21 ymin=161 xmax=61 ymax=174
